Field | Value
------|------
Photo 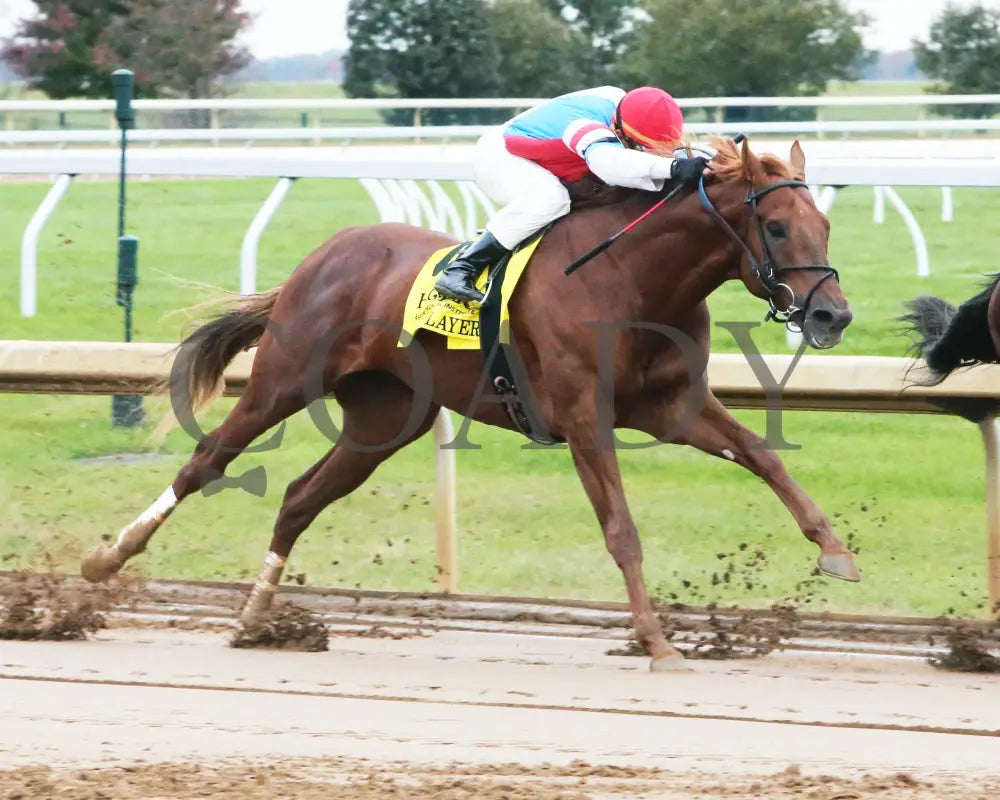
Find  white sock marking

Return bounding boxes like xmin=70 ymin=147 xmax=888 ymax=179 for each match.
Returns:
xmin=116 ymin=486 xmax=177 ymax=546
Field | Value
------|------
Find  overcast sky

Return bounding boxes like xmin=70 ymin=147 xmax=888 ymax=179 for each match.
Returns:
xmin=0 ymin=0 xmax=991 ymax=59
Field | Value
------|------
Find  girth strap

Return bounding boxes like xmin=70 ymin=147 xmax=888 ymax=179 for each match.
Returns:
xmin=478 ymin=229 xmax=564 ymax=446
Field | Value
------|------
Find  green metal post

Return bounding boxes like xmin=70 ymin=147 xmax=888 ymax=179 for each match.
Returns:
xmin=112 ymin=69 xmax=133 ymax=238
xmin=116 ymin=236 xmax=139 ymax=337
xmin=110 ymin=69 xmax=143 ymax=427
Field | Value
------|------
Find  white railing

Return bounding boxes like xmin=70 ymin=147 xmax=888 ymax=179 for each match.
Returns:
xmin=2 ymin=92 xmax=999 ymax=132
xmin=4 ymin=118 xmax=1000 ymax=149
xmin=3 ymin=92 xmax=1000 ymax=114
xmin=1 ymin=340 xmax=997 ymax=611
xmin=0 ymin=125 xmax=491 ymax=146
xmin=2 ymin=144 xmax=991 ymax=323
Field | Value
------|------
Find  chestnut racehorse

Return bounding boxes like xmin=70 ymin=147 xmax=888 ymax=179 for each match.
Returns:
xmin=81 ymin=137 xmax=858 ymax=671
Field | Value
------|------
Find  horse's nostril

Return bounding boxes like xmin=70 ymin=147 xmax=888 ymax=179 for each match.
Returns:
xmin=809 ymin=308 xmax=835 ymax=326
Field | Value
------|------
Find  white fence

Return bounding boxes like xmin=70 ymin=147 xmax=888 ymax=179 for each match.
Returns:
xmin=2 ymin=144 xmax=993 ymax=321
xmin=5 ymin=118 xmax=1000 ymax=148
xmin=2 ymin=90 xmax=1000 ymax=122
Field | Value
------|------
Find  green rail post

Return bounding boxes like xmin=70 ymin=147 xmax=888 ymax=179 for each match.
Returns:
xmin=110 ymin=68 xmax=144 ymax=427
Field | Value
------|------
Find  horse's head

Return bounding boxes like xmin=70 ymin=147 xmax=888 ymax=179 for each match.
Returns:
xmin=705 ymin=137 xmax=852 ymax=349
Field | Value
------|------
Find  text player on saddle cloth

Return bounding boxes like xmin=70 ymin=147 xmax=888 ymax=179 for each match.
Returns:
xmin=433 ymin=85 xmax=714 ymax=304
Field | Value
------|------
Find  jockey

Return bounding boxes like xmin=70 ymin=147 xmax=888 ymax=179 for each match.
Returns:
xmin=434 ymin=85 xmax=712 ymax=304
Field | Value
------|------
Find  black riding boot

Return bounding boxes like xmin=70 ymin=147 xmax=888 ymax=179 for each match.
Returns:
xmin=434 ymin=230 xmax=510 ymax=304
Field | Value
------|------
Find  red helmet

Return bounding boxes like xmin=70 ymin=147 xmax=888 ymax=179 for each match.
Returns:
xmin=615 ymin=87 xmax=685 ymax=150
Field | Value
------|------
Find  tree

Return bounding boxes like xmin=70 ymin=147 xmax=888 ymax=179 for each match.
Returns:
xmin=344 ymin=0 xmax=502 ymax=125
xmin=619 ymin=0 xmax=871 ymax=118
xmin=488 ymin=0 xmax=581 ymax=97
xmin=1 ymin=0 xmax=251 ymax=100
xmin=537 ymin=0 xmax=638 ymax=84
xmin=913 ymin=2 xmax=1000 ymax=118
xmin=1 ymin=1 xmax=131 ymax=98
xmin=101 ymin=0 xmax=251 ymax=99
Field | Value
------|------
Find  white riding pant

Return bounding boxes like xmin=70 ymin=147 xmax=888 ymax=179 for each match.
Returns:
xmin=473 ymin=128 xmax=572 ymax=250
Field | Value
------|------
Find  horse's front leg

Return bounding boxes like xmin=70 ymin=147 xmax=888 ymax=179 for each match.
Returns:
xmin=650 ymin=392 xmax=859 ymax=581
xmin=565 ymin=429 xmax=690 ymax=672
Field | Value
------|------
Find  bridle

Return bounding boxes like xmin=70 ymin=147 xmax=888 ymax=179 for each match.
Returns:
xmin=563 ymin=132 xmax=842 ymax=338
xmin=697 ymin=173 xmax=840 ymax=333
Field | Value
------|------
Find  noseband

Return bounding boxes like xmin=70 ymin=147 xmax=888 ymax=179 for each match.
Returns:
xmin=697 ymin=174 xmax=840 ymax=332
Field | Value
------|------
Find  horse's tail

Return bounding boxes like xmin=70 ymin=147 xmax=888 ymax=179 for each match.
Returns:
xmin=900 ymin=273 xmax=1000 ymax=385
xmin=148 ymin=285 xmax=283 ymax=444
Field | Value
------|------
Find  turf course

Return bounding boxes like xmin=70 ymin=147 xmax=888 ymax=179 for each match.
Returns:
xmin=1 ymin=173 xmax=998 ymax=619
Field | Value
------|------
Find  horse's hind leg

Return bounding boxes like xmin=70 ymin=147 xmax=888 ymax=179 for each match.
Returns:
xmin=660 ymin=393 xmax=859 ymax=581
xmin=240 ymin=372 xmax=439 ymax=624
xmin=81 ymin=375 xmax=304 ymax=582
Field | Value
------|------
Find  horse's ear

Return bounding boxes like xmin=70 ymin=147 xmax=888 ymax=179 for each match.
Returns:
xmin=740 ymin=137 xmax=757 ymax=182
xmin=789 ymin=140 xmax=806 ymax=180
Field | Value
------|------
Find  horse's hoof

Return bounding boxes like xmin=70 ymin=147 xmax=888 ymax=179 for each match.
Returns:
xmin=239 ymin=608 xmax=263 ymax=628
xmin=80 ymin=546 xmax=125 ymax=583
xmin=237 ymin=580 xmax=279 ymax=627
xmin=817 ymin=552 xmax=860 ymax=582
xmin=650 ymin=655 xmax=693 ymax=673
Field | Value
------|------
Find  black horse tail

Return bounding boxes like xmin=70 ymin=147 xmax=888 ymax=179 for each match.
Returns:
xmin=900 ymin=274 xmax=1000 ymax=386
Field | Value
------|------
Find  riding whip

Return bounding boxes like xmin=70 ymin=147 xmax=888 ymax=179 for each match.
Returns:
xmin=563 ymin=133 xmax=745 ymax=276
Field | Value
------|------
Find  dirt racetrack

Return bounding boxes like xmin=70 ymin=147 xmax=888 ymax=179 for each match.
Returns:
xmin=2 ymin=588 xmax=1000 ymax=800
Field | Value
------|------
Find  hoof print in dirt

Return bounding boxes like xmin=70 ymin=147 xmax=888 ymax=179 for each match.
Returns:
xmin=230 ymin=602 xmax=329 ymax=652
xmin=928 ymin=619 xmax=1000 ymax=673
xmin=0 ymin=569 xmax=138 ymax=641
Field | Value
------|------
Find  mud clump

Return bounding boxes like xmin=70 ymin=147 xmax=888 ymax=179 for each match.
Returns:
xmin=634 ymin=539 xmax=808 ymax=661
xmin=230 ymin=601 xmax=329 ymax=652
xmin=606 ymin=603 xmax=800 ymax=660
xmin=0 ymin=568 xmax=141 ymax=641
xmin=668 ymin=602 xmax=800 ymax=660
xmin=928 ymin=618 xmax=1000 ymax=673
xmin=605 ymin=639 xmax=646 ymax=657
xmin=342 ymin=624 xmax=426 ymax=640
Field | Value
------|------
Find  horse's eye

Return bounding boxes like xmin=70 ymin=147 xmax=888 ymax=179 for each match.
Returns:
xmin=766 ymin=221 xmax=787 ymax=239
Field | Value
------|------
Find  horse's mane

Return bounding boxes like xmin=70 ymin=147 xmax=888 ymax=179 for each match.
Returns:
xmin=569 ymin=136 xmax=794 ymax=210
xmin=706 ymin=136 xmax=794 ymax=181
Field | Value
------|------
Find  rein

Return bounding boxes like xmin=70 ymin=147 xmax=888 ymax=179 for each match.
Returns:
xmin=697 ymin=173 xmax=840 ymax=331
xmin=563 ymin=181 xmax=686 ymax=275
xmin=563 ymin=147 xmax=841 ymax=335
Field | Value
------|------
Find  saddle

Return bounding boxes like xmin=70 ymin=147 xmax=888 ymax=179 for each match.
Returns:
xmin=399 ymin=229 xmax=563 ymax=445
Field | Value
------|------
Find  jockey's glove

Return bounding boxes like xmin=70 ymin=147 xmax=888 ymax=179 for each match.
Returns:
xmin=670 ymin=156 xmax=711 ymax=184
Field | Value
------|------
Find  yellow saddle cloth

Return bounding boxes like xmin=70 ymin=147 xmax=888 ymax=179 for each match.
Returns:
xmin=398 ymin=231 xmax=546 ymax=349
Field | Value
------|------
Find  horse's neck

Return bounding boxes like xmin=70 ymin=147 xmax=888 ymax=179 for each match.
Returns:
xmin=613 ymin=185 xmax=747 ymax=322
